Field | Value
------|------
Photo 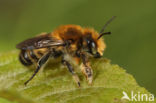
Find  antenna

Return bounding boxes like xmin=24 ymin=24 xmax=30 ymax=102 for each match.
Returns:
xmin=97 ymin=16 xmax=116 ymax=40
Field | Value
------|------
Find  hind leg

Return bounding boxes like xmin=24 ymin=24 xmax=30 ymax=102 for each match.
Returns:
xmin=24 ymin=52 xmax=51 ymax=85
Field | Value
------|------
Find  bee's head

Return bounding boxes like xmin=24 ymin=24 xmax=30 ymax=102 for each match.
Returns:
xmin=86 ymin=37 xmax=101 ymax=58
xmin=83 ymin=16 xmax=116 ymax=58
xmin=83 ymin=31 xmax=106 ymax=58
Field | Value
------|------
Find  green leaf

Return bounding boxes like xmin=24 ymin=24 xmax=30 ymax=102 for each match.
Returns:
xmin=0 ymin=51 xmax=155 ymax=103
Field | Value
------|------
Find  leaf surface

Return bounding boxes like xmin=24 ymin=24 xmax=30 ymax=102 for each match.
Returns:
xmin=0 ymin=51 xmax=155 ymax=103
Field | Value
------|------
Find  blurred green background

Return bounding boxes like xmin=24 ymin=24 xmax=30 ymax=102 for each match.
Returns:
xmin=0 ymin=0 xmax=155 ymax=95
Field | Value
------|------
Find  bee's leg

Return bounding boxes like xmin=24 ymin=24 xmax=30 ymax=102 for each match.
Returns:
xmin=62 ymin=59 xmax=80 ymax=87
xmin=81 ymin=53 xmax=93 ymax=85
xmin=24 ymin=52 xmax=51 ymax=85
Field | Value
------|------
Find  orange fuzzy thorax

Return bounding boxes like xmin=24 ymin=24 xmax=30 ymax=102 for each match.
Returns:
xmin=52 ymin=25 xmax=106 ymax=56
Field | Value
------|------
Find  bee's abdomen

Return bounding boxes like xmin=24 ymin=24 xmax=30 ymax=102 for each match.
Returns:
xmin=19 ymin=50 xmax=34 ymax=66
xmin=19 ymin=49 xmax=46 ymax=66
xmin=29 ymin=50 xmax=39 ymax=62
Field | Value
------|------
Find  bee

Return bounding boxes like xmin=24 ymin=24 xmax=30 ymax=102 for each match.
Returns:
xmin=16 ymin=16 xmax=116 ymax=86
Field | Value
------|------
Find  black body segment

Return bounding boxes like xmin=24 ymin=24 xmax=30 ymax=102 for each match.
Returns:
xmin=19 ymin=54 xmax=32 ymax=66
xmin=19 ymin=50 xmax=33 ymax=66
xmin=29 ymin=50 xmax=39 ymax=62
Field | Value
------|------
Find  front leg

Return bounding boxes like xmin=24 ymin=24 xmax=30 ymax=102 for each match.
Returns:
xmin=81 ymin=53 xmax=93 ymax=85
xmin=62 ymin=59 xmax=80 ymax=87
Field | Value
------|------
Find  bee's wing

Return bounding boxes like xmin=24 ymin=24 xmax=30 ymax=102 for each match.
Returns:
xmin=16 ymin=34 xmax=64 ymax=50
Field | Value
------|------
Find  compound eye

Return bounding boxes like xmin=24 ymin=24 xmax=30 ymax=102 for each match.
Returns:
xmin=91 ymin=42 xmax=95 ymax=48
xmin=90 ymin=42 xmax=97 ymax=55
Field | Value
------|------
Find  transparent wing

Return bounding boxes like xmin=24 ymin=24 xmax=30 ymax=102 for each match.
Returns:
xmin=16 ymin=33 xmax=64 ymax=50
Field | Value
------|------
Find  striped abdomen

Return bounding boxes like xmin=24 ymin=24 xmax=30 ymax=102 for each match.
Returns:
xmin=19 ymin=49 xmax=46 ymax=66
